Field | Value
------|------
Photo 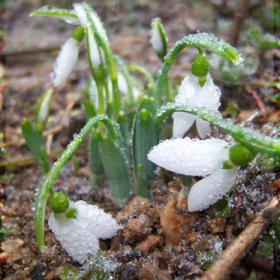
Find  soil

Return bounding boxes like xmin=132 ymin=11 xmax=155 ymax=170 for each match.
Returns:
xmin=2 ymin=1 xmax=280 ymax=279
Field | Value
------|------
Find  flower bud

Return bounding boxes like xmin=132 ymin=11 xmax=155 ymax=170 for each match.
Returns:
xmin=229 ymin=143 xmax=255 ymax=166
xmin=50 ymin=26 xmax=84 ymax=87
xmin=191 ymin=53 xmax=210 ymax=79
xmin=150 ymin=18 xmax=167 ymax=60
xmin=36 ymin=89 xmax=53 ymax=133
xmin=48 ymin=192 xmax=69 ymax=214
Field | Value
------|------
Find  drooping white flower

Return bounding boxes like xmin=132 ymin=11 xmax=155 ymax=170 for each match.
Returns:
xmin=50 ymin=37 xmax=80 ymax=87
xmin=48 ymin=200 xmax=121 ymax=264
xmin=172 ymin=74 xmax=221 ymax=139
xmin=148 ymin=137 xmax=238 ymax=212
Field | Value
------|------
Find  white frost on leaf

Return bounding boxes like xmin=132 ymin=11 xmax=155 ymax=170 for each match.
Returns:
xmin=50 ymin=37 xmax=80 ymax=87
xmin=172 ymin=74 xmax=221 ymax=138
xmin=188 ymin=167 xmax=238 ymax=212
xmin=48 ymin=200 xmax=121 ymax=264
xmin=148 ymin=137 xmax=229 ymax=176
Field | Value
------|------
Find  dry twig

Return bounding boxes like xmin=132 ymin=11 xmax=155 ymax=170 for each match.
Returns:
xmin=201 ymin=195 xmax=279 ymax=280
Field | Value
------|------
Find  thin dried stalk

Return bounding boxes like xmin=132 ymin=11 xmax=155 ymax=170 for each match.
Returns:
xmin=228 ymin=0 xmax=249 ymax=46
xmin=201 ymin=195 xmax=279 ymax=280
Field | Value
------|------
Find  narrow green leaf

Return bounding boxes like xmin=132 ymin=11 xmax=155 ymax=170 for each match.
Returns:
xmin=89 ymin=129 xmax=104 ymax=178
xmin=82 ymin=98 xmax=97 ymax=121
xmin=132 ymin=98 xmax=160 ymax=197
xmin=21 ymin=119 xmax=48 ymax=167
xmin=99 ymin=135 xmax=130 ymax=207
xmin=30 ymin=6 xmax=80 ymax=25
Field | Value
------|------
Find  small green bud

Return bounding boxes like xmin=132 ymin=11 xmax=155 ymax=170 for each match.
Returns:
xmin=191 ymin=53 xmax=210 ymax=78
xmin=229 ymin=143 xmax=255 ymax=166
xmin=65 ymin=207 xmax=77 ymax=219
xmin=48 ymin=192 xmax=69 ymax=213
xmin=140 ymin=109 xmax=151 ymax=121
xmin=71 ymin=26 xmax=85 ymax=43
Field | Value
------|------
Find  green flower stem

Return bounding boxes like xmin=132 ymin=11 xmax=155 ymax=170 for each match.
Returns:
xmin=154 ymin=33 xmax=243 ymax=105
xmin=164 ymin=74 xmax=172 ymax=102
xmin=34 ymin=115 xmax=114 ymax=252
xmin=114 ymin=55 xmax=134 ymax=106
xmin=155 ymin=103 xmax=280 ymax=158
xmin=82 ymin=3 xmax=121 ymax=117
xmin=127 ymin=65 xmax=155 ymax=91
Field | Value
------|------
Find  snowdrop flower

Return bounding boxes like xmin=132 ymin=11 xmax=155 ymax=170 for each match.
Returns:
xmin=50 ymin=26 xmax=84 ymax=87
xmin=172 ymin=73 xmax=221 ymax=139
xmin=48 ymin=200 xmax=121 ymax=264
xmin=148 ymin=137 xmax=238 ymax=212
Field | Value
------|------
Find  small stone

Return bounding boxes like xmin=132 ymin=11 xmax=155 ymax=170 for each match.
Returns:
xmin=127 ymin=196 xmax=149 ymax=217
xmin=123 ymin=214 xmax=152 ymax=243
xmin=1 ymin=238 xmax=24 ymax=264
xmin=210 ymin=217 xmax=226 ymax=233
xmin=160 ymin=196 xmax=192 ymax=245
xmin=0 ymin=251 xmax=8 ymax=265
xmin=138 ymin=235 xmax=162 ymax=253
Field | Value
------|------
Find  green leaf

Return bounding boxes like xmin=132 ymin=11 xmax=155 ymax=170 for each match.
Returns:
xmin=89 ymin=129 xmax=104 ymax=179
xmin=30 ymin=6 xmax=80 ymax=25
xmin=213 ymin=197 xmax=229 ymax=218
xmin=82 ymin=98 xmax=97 ymax=121
xmin=132 ymin=97 xmax=160 ymax=197
xmin=21 ymin=119 xmax=49 ymax=172
xmin=99 ymin=135 xmax=130 ymax=207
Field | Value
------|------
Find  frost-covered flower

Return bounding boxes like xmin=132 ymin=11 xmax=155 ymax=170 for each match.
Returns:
xmin=50 ymin=26 xmax=84 ymax=87
xmin=148 ymin=137 xmax=238 ymax=212
xmin=48 ymin=200 xmax=121 ymax=264
xmin=172 ymin=73 xmax=221 ymax=139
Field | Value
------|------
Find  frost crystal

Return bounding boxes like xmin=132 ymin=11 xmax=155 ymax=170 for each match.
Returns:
xmin=50 ymin=37 xmax=80 ymax=87
xmin=173 ymin=74 xmax=221 ymax=138
xmin=48 ymin=200 xmax=121 ymax=264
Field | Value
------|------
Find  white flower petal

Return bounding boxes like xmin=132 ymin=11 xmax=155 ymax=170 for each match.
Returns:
xmin=148 ymin=137 xmax=229 ymax=176
xmin=176 ymin=74 xmax=199 ymax=102
xmin=196 ymin=118 xmax=211 ymax=139
xmin=50 ymin=37 xmax=80 ymax=87
xmin=48 ymin=200 xmax=121 ymax=263
xmin=173 ymin=74 xmax=221 ymax=137
xmin=172 ymin=112 xmax=196 ymax=137
xmin=188 ymin=167 xmax=238 ymax=212
xmin=74 ymin=201 xmax=121 ymax=239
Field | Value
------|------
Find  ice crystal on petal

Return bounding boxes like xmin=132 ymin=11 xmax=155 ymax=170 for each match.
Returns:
xmin=48 ymin=200 xmax=121 ymax=264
